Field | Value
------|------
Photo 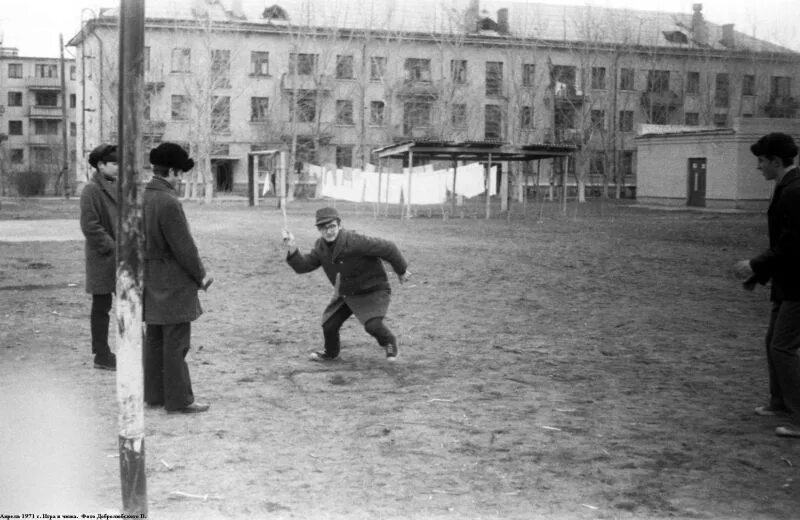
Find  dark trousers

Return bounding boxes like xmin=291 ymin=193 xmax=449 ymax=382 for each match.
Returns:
xmin=322 ymin=302 xmax=396 ymax=357
xmin=144 ymin=322 xmax=194 ymax=411
xmin=765 ymin=301 xmax=800 ymax=425
xmin=90 ymin=293 xmax=113 ymax=357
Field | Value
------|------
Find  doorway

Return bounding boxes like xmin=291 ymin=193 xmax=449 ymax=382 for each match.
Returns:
xmin=214 ymin=160 xmax=233 ymax=192
xmin=687 ymin=158 xmax=706 ymax=207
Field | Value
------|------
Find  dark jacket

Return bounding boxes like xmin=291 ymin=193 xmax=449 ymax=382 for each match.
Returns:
xmin=750 ymin=167 xmax=800 ymax=301
xmin=286 ymin=229 xmax=407 ymax=297
xmin=142 ymin=176 xmax=206 ymax=324
xmin=79 ymin=171 xmax=117 ymax=294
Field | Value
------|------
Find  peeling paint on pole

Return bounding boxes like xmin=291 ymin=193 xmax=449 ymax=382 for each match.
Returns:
xmin=116 ymin=0 xmax=147 ymax=515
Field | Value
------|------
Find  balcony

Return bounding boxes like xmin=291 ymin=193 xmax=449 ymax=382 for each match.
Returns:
xmin=554 ymin=128 xmax=584 ymax=145
xmin=763 ymin=96 xmax=799 ymax=118
xmin=145 ymin=68 xmax=165 ymax=91
xmin=25 ymin=76 xmax=62 ymax=90
xmin=397 ymin=80 xmax=440 ymax=101
xmin=28 ymin=106 xmax=64 ymax=119
xmin=641 ymin=90 xmax=682 ymax=110
xmin=554 ymin=85 xmax=587 ymax=106
xmin=280 ymin=73 xmax=332 ymax=93
xmin=143 ymin=120 xmax=166 ymax=137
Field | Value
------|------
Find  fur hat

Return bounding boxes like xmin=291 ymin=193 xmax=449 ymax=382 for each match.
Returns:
xmin=149 ymin=142 xmax=195 ymax=172
xmin=750 ymin=133 xmax=798 ymax=161
xmin=315 ymin=207 xmax=340 ymax=226
xmin=88 ymin=144 xmax=118 ymax=168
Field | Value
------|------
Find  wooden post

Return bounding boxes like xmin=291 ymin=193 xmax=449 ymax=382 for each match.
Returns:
xmin=450 ymin=157 xmax=457 ymax=218
xmin=247 ymin=153 xmax=255 ymax=207
xmin=406 ymin=150 xmax=413 ymax=220
xmin=376 ymin=159 xmax=383 ymax=219
xmin=500 ymin=163 xmax=509 ymax=213
xmin=59 ymin=34 xmax=70 ymax=198
xmin=116 ymin=0 xmax=147 ymax=515
xmin=278 ymin=151 xmax=287 ymax=210
xmin=485 ymin=153 xmax=492 ymax=220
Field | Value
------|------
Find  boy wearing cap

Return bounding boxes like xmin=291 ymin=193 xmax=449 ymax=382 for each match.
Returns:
xmin=282 ymin=207 xmax=410 ymax=362
xmin=79 ymin=144 xmax=119 ymax=370
xmin=142 ymin=142 xmax=213 ymax=414
xmin=733 ymin=132 xmax=800 ymax=438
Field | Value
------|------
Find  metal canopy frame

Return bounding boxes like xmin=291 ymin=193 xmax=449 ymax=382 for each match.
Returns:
xmin=372 ymin=140 xmax=576 ymax=219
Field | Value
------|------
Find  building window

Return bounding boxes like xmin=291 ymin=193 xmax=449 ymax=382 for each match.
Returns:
xmin=485 ymin=104 xmax=502 ymax=139
xmin=619 ymin=68 xmax=634 ymax=91
xmin=336 ymin=100 xmax=354 ymax=125
xmin=32 ymin=147 xmax=56 ymax=165
xmin=646 ymin=70 xmax=670 ymax=92
xmin=10 ymin=149 xmax=24 ymax=164
xmin=291 ymin=90 xmax=316 ymax=122
xmin=590 ymin=152 xmax=605 ymax=175
xmin=451 ymin=60 xmax=467 ymax=84
xmin=211 ymin=96 xmax=230 ymax=132
xmin=336 ymin=55 xmax=354 ymax=79
xmin=8 ymin=120 xmax=23 ymax=135
xmin=251 ymin=51 xmax=269 ymax=76
xmin=7 ymin=91 xmax=22 ymax=107
xmin=403 ymin=101 xmax=431 ymax=134
xmin=485 ymin=61 xmax=503 ymax=97
xmin=522 ymin=63 xmax=535 ymax=87
xmin=70 ymin=122 xmax=77 ymax=137
xmin=70 ymin=65 xmax=76 ymax=80
xmin=771 ymin=76 xmax=791 ymax=98
xmin=211 ymin=50 xmax=231 ymax=88
xmin=33 ymin=120 xmax=59 ymax=135
xmin=8 ymin=63 xmax=23 ymax=78
xmin=171 ymin=95 xmax=189 ymax=120
xmin=713 ymin=113 xmax=728 ymax=127
xmin=289 ymin=53 xmax=317 ymax=76
xmin=451 ymin=104 xmax=467 ymax=128
xmin=404 ymin=58 xmax=431 ymax=82
xmin=590 ymin=109 xmax=605 ymax=131
xmin=370 ymin=57 xmax=386 ymax=81
xmin=171 ymin=48 xmax=191 ymax=72
xmin=370 ymin=101 xmax=385 ymax=125
xmin=715 ymin=73 xmax=729 ymax=107
xmin=143 ymin=47 xmax=150 ymax=72
xmin=521 ymin=106 xmax=534 ymax=130
xmin=742 ymin=74 xmax=755 ymax=96
xmin=686 ymin=71 xmax=700 ymax=94
xmin=35 ymin=92 xmax=58 ymax=107
xmin=685 ymin=112 xmax=699 ymax=125
xmin=618 ymin=110 xmax=634 ymax=132
xmin=620 ymin=151 xmax=635 ymax=178
xmin=552 ymin=65 xmax=577 ymax=94
xmin=591 ymin=67 xmax=606 ymax=90
xmin=35 ymin=64 xmax=58 ymax=78
xmin=69 ymin=94 xmax=76 ymax=108
xmin=336 ymin=145 xmax=353 ymax=167
xmin=251 ymin=97 xmax=269 ymax=121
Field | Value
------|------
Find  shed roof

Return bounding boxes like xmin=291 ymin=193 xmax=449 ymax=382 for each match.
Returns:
xmin=373 ymin=140 xmax=575 ymax=162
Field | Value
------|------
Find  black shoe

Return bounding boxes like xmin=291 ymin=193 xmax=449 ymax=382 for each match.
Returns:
xmin=93 ymin=353 xmax=117 ymax=371
xmin=166 ymin=402 xmax=210 ymax=414
xmin=309 ymin=351 xmax=337 ymax=362
xmin=385 ymin=342 xmax=398 ymax=362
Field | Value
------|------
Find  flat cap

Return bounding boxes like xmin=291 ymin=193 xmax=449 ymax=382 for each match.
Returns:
xmin=88 ymin=144 xmax=118 ymax=168
xmin=315 ymin=207 xmax=340 ymax=226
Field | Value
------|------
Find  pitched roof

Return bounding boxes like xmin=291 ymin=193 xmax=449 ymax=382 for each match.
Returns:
xmin=85 ymin=0 xmax=796 ymax=55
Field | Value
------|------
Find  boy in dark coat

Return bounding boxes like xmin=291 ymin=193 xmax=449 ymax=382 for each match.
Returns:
xmin=79 ymin=144 xmax=118 ymax=370
xmin=282 ymin=207 xmax=410 ymax=362
xmin=143 ymin=142 xmax=213 ymax=414
xmin=734 ymin=132 xmax=800 ymax=438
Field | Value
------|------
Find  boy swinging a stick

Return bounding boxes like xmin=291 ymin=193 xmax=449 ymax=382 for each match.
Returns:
xmin=282 ymin=207 xmax=410 ymax=362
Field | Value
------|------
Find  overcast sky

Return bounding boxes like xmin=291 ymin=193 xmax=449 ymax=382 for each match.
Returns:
xmin=1 ymin=0 xmax=799 ymax=58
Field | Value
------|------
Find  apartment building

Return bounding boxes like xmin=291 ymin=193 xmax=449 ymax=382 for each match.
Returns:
xmin=0 ymin=46 xmax=77 ymax=195
xmin=68 ymin=0 xmax=800 ymax=197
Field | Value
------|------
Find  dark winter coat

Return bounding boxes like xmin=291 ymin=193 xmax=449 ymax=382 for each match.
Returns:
xmin=142 ymin=176 xmax=206 ymax=324
xmin=750 ymin=167 xmax=800 ymax=302
xmin=286 ymin=229 xmax=408 ymax=324
xmin=80 ymin=171 xmax=117 ymax=295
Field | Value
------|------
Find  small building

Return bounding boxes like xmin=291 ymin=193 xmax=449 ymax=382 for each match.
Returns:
xmin=635 ymin=118 xmax=800 ymax=210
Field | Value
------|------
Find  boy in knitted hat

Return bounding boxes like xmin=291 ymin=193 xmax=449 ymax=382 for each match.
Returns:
xmin=282 ymin=207 xmax=410 ymax=362
xmin=142 ymin=142 xmax=213 ymax=413
xmin=79 ymin=143 xmax=119 ymax=370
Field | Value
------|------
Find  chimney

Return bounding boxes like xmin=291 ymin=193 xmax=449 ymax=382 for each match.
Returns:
xmin=721 ymin=23 xmax=735 ymax=47
xmin=465 ymin=0 xmax=480 ymax=33
xmin=497 ymin=8 xmax=509 ymax=34
xmin=691 ymin=4 xmax=708 ymax=45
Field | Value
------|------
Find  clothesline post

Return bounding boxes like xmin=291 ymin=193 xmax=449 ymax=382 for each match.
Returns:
xmin=451 ymin=157 xmax=457 ymax=219
xmin=278 ymin=151 xmax=287 ymax=211
xmin=376 ymin=159 xmax=383 ymax=219
xmin=406 ymin=149 xmax=414 ymax=220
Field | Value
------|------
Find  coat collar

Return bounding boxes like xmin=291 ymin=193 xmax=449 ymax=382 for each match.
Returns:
xmin=145 ymin=175 xmax=176 ymax=194
xmin=778 ymin=166 xmax=800 ymax=189
xmin=92 ymin=170 xmax=118 ymax=204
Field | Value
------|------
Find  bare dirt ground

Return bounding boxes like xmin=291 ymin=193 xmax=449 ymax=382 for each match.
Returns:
xmin=1 ymin=196 xmax=798 ymax=520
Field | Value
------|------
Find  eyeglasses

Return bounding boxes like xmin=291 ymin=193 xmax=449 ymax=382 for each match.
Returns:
xmin=317 ymin=222 xmax=338 ymax=232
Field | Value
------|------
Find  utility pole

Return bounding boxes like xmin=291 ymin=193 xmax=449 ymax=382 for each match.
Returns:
xmin=59 ymin=34 xmax=70 ymax=198
xmin=116 ymin=0 xmax=147 ymax=514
